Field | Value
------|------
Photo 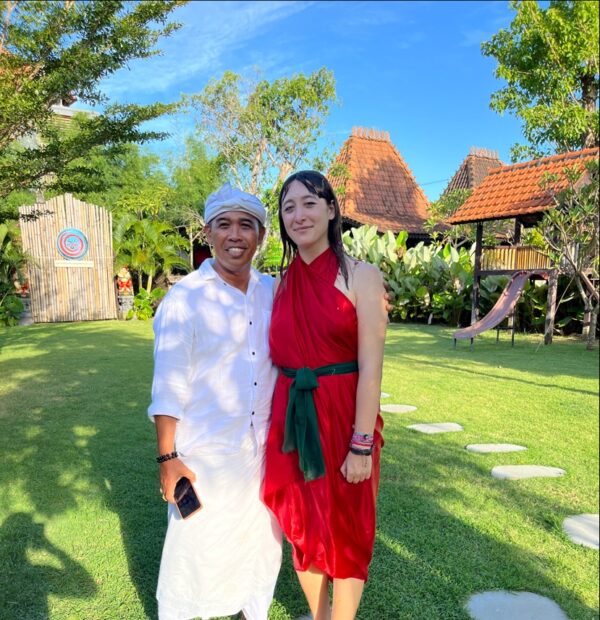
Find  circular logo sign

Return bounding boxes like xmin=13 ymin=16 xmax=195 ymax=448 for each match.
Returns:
xmin=56 ymin=228 xmax=89 ymax=260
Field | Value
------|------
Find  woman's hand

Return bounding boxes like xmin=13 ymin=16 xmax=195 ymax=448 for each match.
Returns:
xmin=340 ymin=451 xmax=372 ymax=484
xmin=159 ymin=459 xmax=197 ymax=503
xmin=382 ymin=280 xmax=394 ymax=315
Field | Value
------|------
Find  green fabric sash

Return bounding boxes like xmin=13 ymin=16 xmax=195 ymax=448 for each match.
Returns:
xmin=281 ymin=361 xmax=358 ymax=482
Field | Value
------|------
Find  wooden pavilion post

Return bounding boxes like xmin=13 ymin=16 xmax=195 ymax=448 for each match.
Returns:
xmin=471 ymin=222 xmax=484 ymax=324
xmin=544 ymin=269 xmax=558 ymax=345
xmin=513 ymin=219 xmax=522 ymax=243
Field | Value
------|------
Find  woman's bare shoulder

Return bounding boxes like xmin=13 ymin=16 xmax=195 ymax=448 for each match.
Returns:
xmin=347 ymin=258 xmax=383 ymax=285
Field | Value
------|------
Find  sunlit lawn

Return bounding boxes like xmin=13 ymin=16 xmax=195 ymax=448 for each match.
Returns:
xmin=0 ymin=321 xmax=597 ymax=619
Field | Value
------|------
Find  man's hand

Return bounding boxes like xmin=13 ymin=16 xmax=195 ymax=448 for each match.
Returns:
xmin=159 ymin=459 xmax=197 ymax=503
xmin=340 ymin=451 xmax=372 ymax=484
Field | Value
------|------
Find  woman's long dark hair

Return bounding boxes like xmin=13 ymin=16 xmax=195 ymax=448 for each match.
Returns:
xmin=278 ymin=170 xmax=349 ymax=286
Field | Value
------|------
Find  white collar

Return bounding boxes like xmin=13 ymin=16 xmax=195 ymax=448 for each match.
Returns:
xmin=198 ymin=258 xmax=259 ymax=295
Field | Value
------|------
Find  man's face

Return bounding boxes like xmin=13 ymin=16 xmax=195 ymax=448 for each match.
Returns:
xmin=205 ymin=211 xmax=265 ymax=281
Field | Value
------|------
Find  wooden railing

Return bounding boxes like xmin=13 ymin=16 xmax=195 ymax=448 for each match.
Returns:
xmin=481 ymin=245 xmax=552 ymax=271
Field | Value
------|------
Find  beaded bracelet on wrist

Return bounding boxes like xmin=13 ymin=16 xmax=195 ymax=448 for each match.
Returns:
xmin=156 ymin=451 xmax=178 ymax=464
xmin=352 ymin=432 xmax=374 ymax=444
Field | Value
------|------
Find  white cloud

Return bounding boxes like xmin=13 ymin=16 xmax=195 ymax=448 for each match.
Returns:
xmin=100 ymin=1 xmax=314 ymax=100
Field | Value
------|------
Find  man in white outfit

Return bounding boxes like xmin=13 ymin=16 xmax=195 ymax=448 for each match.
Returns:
xmin=148 ymin=184 xmax=282 ymax=620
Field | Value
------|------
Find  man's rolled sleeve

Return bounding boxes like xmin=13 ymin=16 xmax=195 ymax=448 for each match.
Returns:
xmin=148 ymin=290 xmax=193 ymax=422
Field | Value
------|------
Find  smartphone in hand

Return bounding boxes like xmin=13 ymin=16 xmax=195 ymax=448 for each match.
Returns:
xmin=174 ymin=477 xmax=202 ymax=519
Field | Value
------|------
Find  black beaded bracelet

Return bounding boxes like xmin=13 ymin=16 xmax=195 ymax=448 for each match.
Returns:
xmin=156 ymin=451 xmax=178 ymax=464
xmin=349 ymin=445 xmax=373 ymax=456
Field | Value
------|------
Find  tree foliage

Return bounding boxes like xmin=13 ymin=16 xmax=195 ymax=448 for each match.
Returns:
xmin=537 ymin=159 xmax=599 ymax=348
xmin=425 ymin=188 xmax=514 ymax=246
xmin=188 ymin=68 xmax=337 ymax=198
xmin=0 ymin=219 xmax=26 ymax=324
xmin=482 ymin=0 xmax=599 ymax=160
xmin=113 ymin=215 xmax=189 ymax=294
xmin=0 ymin=0 xmax=185 ymax=199
xmin=167 ymin=136 xmax=226 ymax=265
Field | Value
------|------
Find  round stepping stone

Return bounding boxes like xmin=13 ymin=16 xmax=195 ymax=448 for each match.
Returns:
xmin=562 ymin=514 xmax=599 ymax=550
xmin=466 ymin=591 xmax=568 ymax=620
xmin=381 ymin=404 xmax=417 ymax=413
xmin=491 ymin=465 xmax=565 ymax=480
xmin=380 ymin=391 xmax=390 ymax=399
xmin=466 ymin=443 xmax=527 ymax=454
xmin=408 ymin=423 xmax=463 ymax=434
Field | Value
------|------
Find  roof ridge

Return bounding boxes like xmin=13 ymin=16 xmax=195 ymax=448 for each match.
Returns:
xmin=351 ymin=126 xmax=391 ymax=142
xmin=488 ymin=147 xmax=599 ymax=175
xmin=468 ymin=146 xmax=501 ymax=159
xmin=448 ymin=147 xmax=598 ymax=225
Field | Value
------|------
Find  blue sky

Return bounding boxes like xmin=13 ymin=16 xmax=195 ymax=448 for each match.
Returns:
xmin=89 ymin=1 xmax=527 ymax=201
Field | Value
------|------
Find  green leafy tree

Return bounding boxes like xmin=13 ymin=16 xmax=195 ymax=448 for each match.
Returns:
xmin=167 ymin=136 xmax=225 ymax=267
xmin=425 ymin=189 xmax=473 ymax=246
xmin=0 ymin=220 xmax=26 ymax=325
xmin=482 ymin=0 xmax=599 ymax=160
xmin=537 ymin=160 xmax=599 ymax=349
xmin=0 ymin=0 xmax=185 ymax=200
xmin=188 ymin=68 xmax=337 ymax=199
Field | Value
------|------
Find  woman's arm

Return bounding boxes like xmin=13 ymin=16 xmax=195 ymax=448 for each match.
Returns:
xmin=340 ymin=261 xmax=387 ymax=484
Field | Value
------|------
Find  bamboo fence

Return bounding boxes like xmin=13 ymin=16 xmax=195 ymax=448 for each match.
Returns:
xmin=481 ymin=245 xmax=552 ymax=272
xmin=19 ymin=194 xmax=118 ymax=322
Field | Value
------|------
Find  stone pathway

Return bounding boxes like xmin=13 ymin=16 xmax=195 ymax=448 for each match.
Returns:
xmin=466 ymin=591 xmax=568 ymax=620
xmin=562 ymin=514 xmax=599 ymax=550
xmin=381 ymin=404 xmax=417 ymax=413
xmin=491 ymin=465 xmax=565 ymax=480
xmin=408 ymin=422 xmax=463 ymax=434
xmin=466 ymin=443 xmax=527 ymax=454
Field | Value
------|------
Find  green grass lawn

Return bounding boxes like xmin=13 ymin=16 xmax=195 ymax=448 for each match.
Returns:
xmin=0 ymin=321 xmax=597 ymax=620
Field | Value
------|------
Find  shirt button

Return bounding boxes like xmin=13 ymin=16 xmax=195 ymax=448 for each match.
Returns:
xmin=249 ymin=321 xmax=253 ymax=325
xmin=251 ymin=411 xmax=255 ymax=416
xmin=254 ymin=382 xmax=257 ymax=386
xmin=252 ymin=351 xmax=255 ymax=355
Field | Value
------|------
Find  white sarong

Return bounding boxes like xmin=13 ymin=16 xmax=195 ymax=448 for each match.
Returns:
xmin=157 ymin=431 xmax=282 ymax=620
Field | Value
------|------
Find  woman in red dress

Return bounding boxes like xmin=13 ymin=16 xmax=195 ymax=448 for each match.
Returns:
xmin=262 ymin=171 xmax=387 ymax=619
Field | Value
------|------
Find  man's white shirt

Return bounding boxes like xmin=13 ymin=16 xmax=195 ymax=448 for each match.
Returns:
xmin=148 ymin=259 xmax=277 ymax=454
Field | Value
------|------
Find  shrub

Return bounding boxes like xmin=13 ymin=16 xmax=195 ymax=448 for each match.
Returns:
xmin=126 ymin=288 xmax=166 ymax=321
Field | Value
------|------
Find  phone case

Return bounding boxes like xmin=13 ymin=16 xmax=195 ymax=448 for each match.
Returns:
xmin=174 ymin=477 xmax=202 ymax=519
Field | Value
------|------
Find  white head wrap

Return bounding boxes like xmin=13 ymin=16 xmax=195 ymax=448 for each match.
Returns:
xmin=204 ymin=183 xmax=266 ymax=227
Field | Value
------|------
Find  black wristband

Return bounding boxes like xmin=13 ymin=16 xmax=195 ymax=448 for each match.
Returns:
xmin=156 ymin=451 xmax=178 ymax=464
xmin=349 ymin=445 xmax=373 ymax=456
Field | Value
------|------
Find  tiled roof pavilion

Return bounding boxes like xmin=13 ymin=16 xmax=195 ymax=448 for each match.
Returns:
xmin=443 ymin=147 xmax=504 ymax=194
xmin=448 ymin=148 xmax=599 ymax=225
xmin=330 ymin=127 xmax=430 ymax=234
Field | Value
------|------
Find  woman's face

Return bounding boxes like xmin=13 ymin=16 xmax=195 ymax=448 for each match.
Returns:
xmin=280 ymin=180 xmax=334 ymax=252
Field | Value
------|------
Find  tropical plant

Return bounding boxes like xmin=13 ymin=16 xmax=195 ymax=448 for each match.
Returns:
xmin=0 ymin=220 xmax=26 ymax=325
xmin=113 ymin=216 xmax=189 ymax=293
xmin=126 ymin=288 xmax=166 ymax=320
xmin=343 ymin=226 xmax=475 ymax=326
xmin=342 ymin=224 xmax=585 ymax=331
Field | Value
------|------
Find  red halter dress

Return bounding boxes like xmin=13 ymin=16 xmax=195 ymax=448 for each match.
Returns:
xmin=262 ymin=248 xmax=383 ymax=581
